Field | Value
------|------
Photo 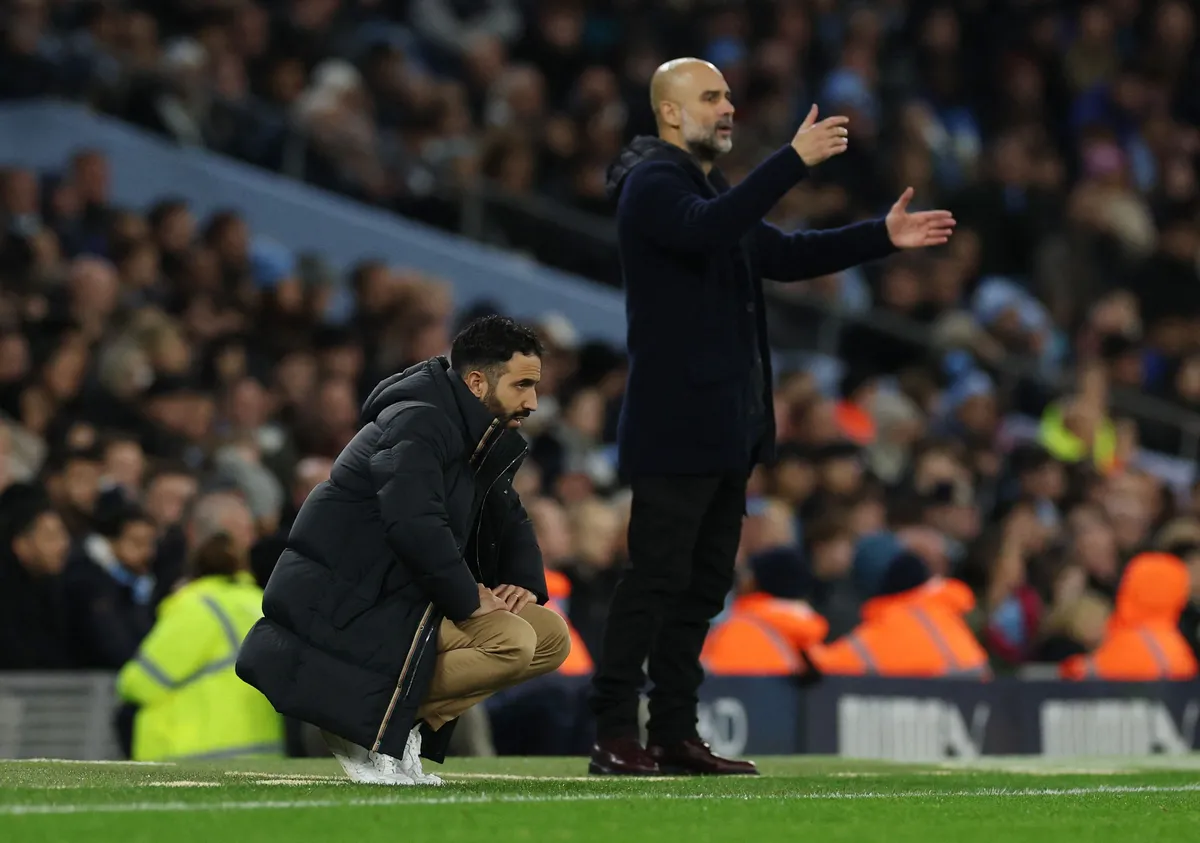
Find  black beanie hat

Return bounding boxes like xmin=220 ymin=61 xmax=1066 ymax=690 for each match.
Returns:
xmin=877 ymin=550 xmax=931 ymax=597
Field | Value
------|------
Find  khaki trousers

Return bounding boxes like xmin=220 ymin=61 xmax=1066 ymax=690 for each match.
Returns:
xmin=416 ymin=604 xmax=571 ymax=731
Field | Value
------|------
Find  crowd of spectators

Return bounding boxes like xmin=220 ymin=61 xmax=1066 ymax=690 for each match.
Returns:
xmin=4 ymin=0 xmax=1200 ymax=711
xmin=4 ymin=143 xmax=1200 ymax=693
xmin=7 ymin=2 xmax=1200 ymax=424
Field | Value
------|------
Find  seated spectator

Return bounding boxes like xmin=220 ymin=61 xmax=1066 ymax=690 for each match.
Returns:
xmin=63 ymin=488 xmax=159 ymax=669
xmin=0 ymin=483 xmax=73 ymax=670
xmin=116 ymin=532 xmax=283 ymax=760
xmin=804 ymin=516 xmax=860 ymax=640
xmin=702 ymin=550 xmax=828 ymax=676
xmin=41 ymin=444 xmax=103 ymax=540
xmin=1039 ymin=364 xmax=1123 ymax=475
xmin=806 ymin=551 xmax=989 ymax=679
xmin=1060 ymin=552 xmax=1198 ymax=681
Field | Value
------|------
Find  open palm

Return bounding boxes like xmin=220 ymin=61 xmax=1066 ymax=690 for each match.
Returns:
xmin=885 ymin=187 xmax=956 ymax=249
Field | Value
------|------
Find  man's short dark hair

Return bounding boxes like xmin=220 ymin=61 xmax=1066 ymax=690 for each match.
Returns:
xmin=450 ymin=315 xmax=544 ymax=379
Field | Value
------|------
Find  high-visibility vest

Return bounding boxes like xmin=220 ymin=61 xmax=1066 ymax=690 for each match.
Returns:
xmin=117 ymin=573 xmax=284 ymax=761
xmin=1038 ymin=402 xmax=1118 ymax=474
xmin=1061 ymin=626 xmax=1198 ymax=681
xmin=807 ymin=579 xmax=990 ymax=679
xmin=1060 ymin=552 xmax=1197 ymax=681
xmin=702 ymin=593 xmax=828 ymax=676
xmin=544 ymin=569 xmax=594 ymax=675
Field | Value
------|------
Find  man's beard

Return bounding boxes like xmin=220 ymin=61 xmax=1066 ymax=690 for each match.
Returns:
xmin=682 ymin=109 xmax=733 ymax=161
xmin=485 ymin=394 xmax=530 ymax=425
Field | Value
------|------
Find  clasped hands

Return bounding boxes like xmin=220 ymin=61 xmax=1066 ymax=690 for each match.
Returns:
xmin=468 ymin=582 xmax=536 ymax=618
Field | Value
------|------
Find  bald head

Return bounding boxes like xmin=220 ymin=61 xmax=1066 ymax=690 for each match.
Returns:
xmin=649 ymin=58 xmax=735 ymax=164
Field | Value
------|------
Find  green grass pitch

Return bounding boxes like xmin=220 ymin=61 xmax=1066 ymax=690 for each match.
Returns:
xmin=2 ymin=755 xmax=1199 ymax=842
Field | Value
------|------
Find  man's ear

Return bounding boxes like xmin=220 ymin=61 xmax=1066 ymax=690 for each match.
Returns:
xmin=465 ymin=370 xmax=489 ymax=401
xmin=660 ymin=100 xmax=681 ymax=130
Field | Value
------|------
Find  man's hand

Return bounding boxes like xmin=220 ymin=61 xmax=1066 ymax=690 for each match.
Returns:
xmin=885 ymin=187 xmax=956 ymax=248
xmin=492 ymin=584 xmax=537 ymax=614
xmin=791 ymin=105 xmax=850 ymax=167
xmin=468 ymin=583 xmax=508 ymax=619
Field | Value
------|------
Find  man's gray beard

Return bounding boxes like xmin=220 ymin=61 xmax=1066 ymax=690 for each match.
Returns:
xmin=688 ymin=133 xmax=732 ymax=162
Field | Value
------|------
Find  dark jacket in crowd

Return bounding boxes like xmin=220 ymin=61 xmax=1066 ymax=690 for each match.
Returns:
xmin=62 ymin=536 xmax=156 ymax=669
xmin=606 ymin=137 xmax=897 ymax=476
xmin=0 ymin=550 xmax=74 ymax=670
xmin=237 ymin=357 xmax=546 ymax=762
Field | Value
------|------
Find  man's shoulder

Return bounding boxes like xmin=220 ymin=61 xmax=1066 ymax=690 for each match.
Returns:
xmin=620 ymin=158 xmax=698 ymax=199
xmin=375 ymin=400 xmax=462 ymax=453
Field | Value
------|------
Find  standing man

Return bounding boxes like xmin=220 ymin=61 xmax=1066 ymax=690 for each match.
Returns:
xmin=237 ymin=316 xmax=571 ymax=786
xmin=589 ymin=58 xmax=955 ymax=776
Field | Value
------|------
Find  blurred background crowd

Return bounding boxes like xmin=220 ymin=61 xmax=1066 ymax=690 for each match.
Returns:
xmin=5 ymin=0 xmax=1200 ymax=757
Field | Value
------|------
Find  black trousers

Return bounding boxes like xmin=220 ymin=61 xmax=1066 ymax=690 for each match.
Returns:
xmin=589 ymin=472 xmax=747 ymax=743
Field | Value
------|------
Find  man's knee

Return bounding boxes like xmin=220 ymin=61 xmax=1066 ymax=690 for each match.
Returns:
xmin=531 ymin=607 xmax=571 ymax=673
xmin=476 ymin=613 xmax=538 ymax=680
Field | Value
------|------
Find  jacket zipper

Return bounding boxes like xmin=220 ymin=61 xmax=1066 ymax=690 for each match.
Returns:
xmin=371 ymin=420 xmax=503 ymax=752
xmin=472 ymin=445 xmax=528 ymax=580
xmin=470 ymin=419 xmax=501 ymax=466
xmin=373 ymin=602 xmax=435 ymax=752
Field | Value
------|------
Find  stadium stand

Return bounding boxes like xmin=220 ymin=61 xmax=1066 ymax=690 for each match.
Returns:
xmin=3 ymin=0 xmax=1200 ymax=761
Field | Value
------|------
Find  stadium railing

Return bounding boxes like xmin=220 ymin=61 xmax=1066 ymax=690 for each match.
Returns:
xmin=0 ymin=673 xmax=121 ymax=760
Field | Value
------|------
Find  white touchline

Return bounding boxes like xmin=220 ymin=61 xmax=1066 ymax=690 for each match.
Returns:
xmin=2 ymin=784 xmax=1200 ymax=816
xmin=4 ymin=760 xmax=175 ymax=766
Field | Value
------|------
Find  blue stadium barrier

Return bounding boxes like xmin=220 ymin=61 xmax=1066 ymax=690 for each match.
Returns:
xmin=0 ymin=102 xmax=626 ymax=343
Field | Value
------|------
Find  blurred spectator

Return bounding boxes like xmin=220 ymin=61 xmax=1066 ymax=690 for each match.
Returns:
xmin=63 ymin=488 xmax=158 ymax=669
xmin=116 ymin=531 xmax=283 ymax=760
xmin=1060 ymin=551 xmax=1198 ymax=680
xmin=0 ymin=483 xmax=73 ymax=669
xmin=807 ymin=551 xmax=989 ymax=678
xmin=702 ymin=549 xmax=829 ymax=676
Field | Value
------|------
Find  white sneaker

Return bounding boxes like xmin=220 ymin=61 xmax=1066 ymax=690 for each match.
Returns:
xmin=400 ymin=725 xmax=443 ymax=786
xmin=369 ymin=750 xmax=420 ymax=786
xmin=321 ymin=730 xmax=416 ymax=786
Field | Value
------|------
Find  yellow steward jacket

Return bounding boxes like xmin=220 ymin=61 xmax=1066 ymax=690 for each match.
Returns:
xmin=117 ymin=573 xmax=283 ymax=761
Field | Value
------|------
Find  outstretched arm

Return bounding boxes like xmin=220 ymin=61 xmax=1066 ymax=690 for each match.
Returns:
xmin=756 ymin=187 xmax=955 ymax=281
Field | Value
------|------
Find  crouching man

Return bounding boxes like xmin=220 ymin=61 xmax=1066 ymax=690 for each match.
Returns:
xmin=236 ymin=316 xmax=570 ymax=785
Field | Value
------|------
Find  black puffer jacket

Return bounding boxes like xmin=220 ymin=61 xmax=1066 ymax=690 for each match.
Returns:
xmin=236 ymin=357 xmax=545 ymax=761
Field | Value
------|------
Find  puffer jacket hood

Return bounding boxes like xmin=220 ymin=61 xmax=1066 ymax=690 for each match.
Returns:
xmin=605 ymin=135 xmax=702 ymax=200
xmin=360 ymin=357 xmax=498 ymax=447
xmin=1112 ymin=552 xmax=1191 ymax=627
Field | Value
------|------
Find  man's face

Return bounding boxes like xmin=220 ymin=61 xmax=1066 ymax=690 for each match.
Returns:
xmin=674 ymin=65 xmax=735 ymax=161
xmin=820 ymin=457 xmax=862 ymax=497
xmin=112 ymin=519 xmax=157 ymax=574
xmin=812 ymin=537 xmax=853 ymax=581
xmin=105 ymin=441 xmax=146 ymax=495
xmin=63 ymin=458 xmax=101 ymax=513
xmin=145 ymin=473 xmax=198 ymax=530
xmin=13 ymin=512 xmax=71 ymax=577
xmin=470 ymin=353 xmax=541 ymax=429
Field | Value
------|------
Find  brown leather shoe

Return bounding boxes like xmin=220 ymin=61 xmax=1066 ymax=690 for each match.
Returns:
xmin=588 ymin=737 xmax=663 ymax=776
xmin=647 ymin=738 xmax=760 ymax=776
